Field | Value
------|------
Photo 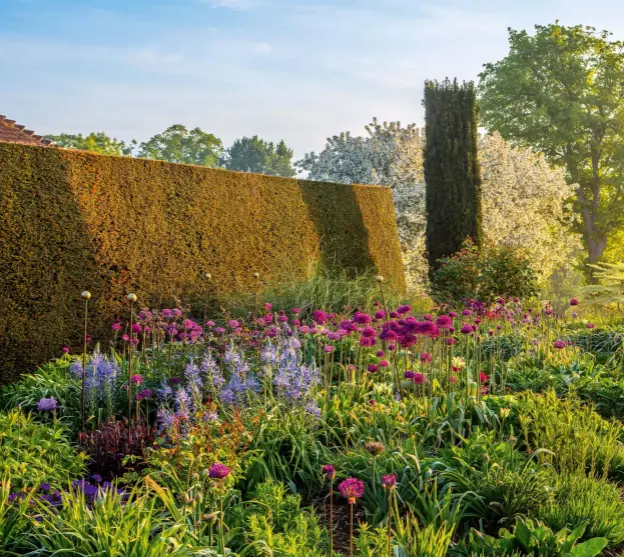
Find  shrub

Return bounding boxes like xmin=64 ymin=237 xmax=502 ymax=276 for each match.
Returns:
xmin=0 ymin=141 xmax=405 ymax=384
xmin=0 ymin=409 xmax=87 ymax=489
xmin=431 ymin=241 xmax=538 ymax=305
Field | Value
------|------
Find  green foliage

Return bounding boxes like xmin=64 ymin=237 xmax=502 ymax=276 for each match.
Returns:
xmin=0 ymin=478 xmax=32 ymax=554
xmin=478 ymin=23 xmax=624 ymax=263
xmin=222 ymin=136 xmax=296 ymax=177
xmin=137 ymin=124 xmax=223 ymax=166
xmin=45 ymin=131 xmax=135 ymax=156
xmin=583 ymin=262 xmax=624 ymax=308
xmin=436 ymin=432 xmax=552 ymax=532
xmin=27 ymin=482 xmax=212 ymax=556
xmin=453 ymin=519 xmax=607 ymax=557
xmin=424 ymin=78 xmax=483 ymax=274
xmin=539 ymin=475 xmax=624 ymax=545
xmin=0 ymin=359 xmax=80 ymax=428
xmin=431 ymin=242 xmax=538 ymax=305
xmin=0 ymin=409 xmax=87 ymax=489
xmin=514 ymin=391 xmax=624 ymax=481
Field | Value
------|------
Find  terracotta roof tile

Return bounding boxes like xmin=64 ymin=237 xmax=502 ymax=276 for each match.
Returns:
xmin=0 ymin=115 xmax=52 ymax=146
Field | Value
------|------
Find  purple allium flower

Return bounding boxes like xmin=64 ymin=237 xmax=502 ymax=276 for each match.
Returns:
xmin=338 ymin=478 xmax=365 ymax=503
xmin=324 ymin=345 xmax=335 ymax=353
xmin=130 ymin=374 xmax=143 ymax=385
xmin=420 ymin=352 xmax=432 ymax=363
xmin=353 ymin=312 xmax=372 ymax=324
xmin=313 ymin=310 xmax=328 ymax=324
xmin=169 ymin=377 xmax=182 ymax=386
xmin=462 ymin=309 xmax=472 ymax=316
xmin=397 ymin=305 xmax=411 ymax=315
xmin=412 ymin=372 xmax=426 ymax=385
xmin=292 ymin=307 xmax=301 ymax=314
xmin=322 ymin=464 xmax=336 ymax=480
xmin=367 ymin=364 xmax=378 ymax=373
xmin=381 ymin=474 xmax=397 ymax=488
xmin=553 ymin=339 xmax=566 ymax=350
xmin=404 ymin=371 xmax=415 ymax=379
xmin=570 ymin=298 xmax=579 ymax=306
xmin=460 ymin=324 xmax=473 ymax=335
xmin=137 ymin=388 xmax=153 ymax=399
xmin=448 ymin=311 xmax=458 ymax=318
xmin=61 ymin=346 xmax=70 ymax=354
xmin=587 ymin=322 xmax=595 ymax=329
xmin=131 ymin=323 xmax=142 ymax=334
xmin=37 ymin=397 xmax=57 ymax=412
xmin=208 ymin=463 xmax=231 ymax=479
xmin=374 ymin=310 xmax=385 ymax=320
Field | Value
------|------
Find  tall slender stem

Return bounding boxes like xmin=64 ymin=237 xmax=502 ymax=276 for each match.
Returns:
xmin=127 ymin=297 xmax=135 ymax=446
xmin=81 ymin=295 xmax=89 ymax=431
xmin=329 ymin=480 xmax=334 ymax=557
xmin=349 ymin=503 xmax=354 ymax=557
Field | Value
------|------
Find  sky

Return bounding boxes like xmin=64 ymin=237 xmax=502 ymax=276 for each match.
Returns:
xmin=3 ymin=0 xmax=624 ymax=160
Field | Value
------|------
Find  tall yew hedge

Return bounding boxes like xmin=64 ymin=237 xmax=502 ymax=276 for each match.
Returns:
xmin=424 ymin=78 xmax=483 ymax=274
xmin=0 ymin=143 xmax=405 ymax=383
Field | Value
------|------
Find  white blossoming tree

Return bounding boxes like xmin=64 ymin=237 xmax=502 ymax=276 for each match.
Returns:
xmin=298 ymin=121 xmax=581 ymax=289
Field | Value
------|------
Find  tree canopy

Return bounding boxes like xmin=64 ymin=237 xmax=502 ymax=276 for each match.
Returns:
xmin=222 ymin=136 xmax=295 ymax=177
xmin=45 ymin=132 xmax=135 ymax=156
xmin=478 ymin=23 xmax=624 ymax=263
xmin=137 ymin=124 xmax=222 ymax=167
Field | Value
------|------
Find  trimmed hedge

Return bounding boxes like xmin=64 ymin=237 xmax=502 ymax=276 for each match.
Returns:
xmin=0 ymin=143 xmax=405 ymax=383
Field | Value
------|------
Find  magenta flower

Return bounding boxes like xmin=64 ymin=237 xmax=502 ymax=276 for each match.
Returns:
xmin=367 ymin=364 xmax=379 ymax=373
xmin=460 ymin=324 xmax=473 ymax=335
xmin=111 ymin=322 xmax=122 ymax=332
xmin=137 ymin=388 xmax=153 ymax=400
xmin=553 ymin=340 xmax=566 ymax=350
xmin=61 ymin=346 xmax=70 ymax=354
xmin=404 ymin=371 xmax=415 ymax=379
xmin=292 ymin=307 xmax=301 ymax=314
xmin=228 ymin=320 xmax=240 ymax=328
xmin=397 ymin=305 xmax=411 ymax=315
xmin=570 ymin=298 xmax=579 ymax=306
xmin=324 ymin=345 xmax=335 ymax=353
xmin=208 ymin=463 xmax=231 ymax=479
xmin=448 ymin=311 xmax=458 ymax=318
xmin=379 ymin=360 xmax=389 ymax=367
xmin=374 ymin=310 xmax=385 ymax=320
xmin=313 ymin=310 xmax=328 ymax=324
xmin=381 ymin=474 xmax=397 ymax=488
xmin=586 ymin=322 xmax=595 ymax=329
xmin=131 ymin=323 xmax=142 ymax=334
xmin=376 ymin=350 xmax=385 ymax=357
xmin=435 ymin=315 xmax=452 ymax=329
xmin=462 ymin=309 xmax=472 ymax=316
xmin=130 ymin=374 xmax=143 ymax=385
xmin=338 ymin=478 xmax=365 ymax=504
xmin=322 ymin=464 xmax=336 ymax=480
xmin=413 ymin=372 xmax=426 ymax=385
xmin=354 ymin=312 xmax=372 ymax=325
xmin=420 ymin=352 xmax=432 ymax=363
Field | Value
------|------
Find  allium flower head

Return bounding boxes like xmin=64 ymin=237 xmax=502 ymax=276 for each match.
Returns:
xmin=322 ymin=464 xmax=336 ymax=480
xmin=460 ymin=324 xmax=473 ymax=335
xmin=37 ymin=397 xmax=57 ymax=412
xmin=397 ymin=305 xmax=411 ymax=315
xmin=130 ymin=374 xmax=143 ymax=385
xmin=586 ymin=322 xmax=595 ymax=329
xmin=381 ymin=474 xmax=397 ymax=488
xmin=570 ymin=298 xmax=579 ymax=306
xmin=338 ymin=478 xmax=365 ymax=504
xmin=365 ymin=441 xmax=384 ymax=456
xmin=208 ymin=463 xmax=231 ymax=479
xmin=435 ymin=315 xmax=452 ymax=329
xmin=553 ymin=339 xmax=566 ymax=350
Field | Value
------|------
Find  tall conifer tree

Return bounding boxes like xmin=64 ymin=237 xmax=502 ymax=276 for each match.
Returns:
xmin=424 ymin=79 xmax=483 ymax=274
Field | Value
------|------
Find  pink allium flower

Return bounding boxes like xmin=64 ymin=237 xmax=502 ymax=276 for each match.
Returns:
xmin=570 ymin=298 xmax=579 ymax=306
xmin=360 ymin=337 xmax=376 ymax=347
xmin=361 ymin=326 xmax=376 ymax=338
xmin=479 ymin=372 xmax=489 ymax=383
xmin=586 ymin=322 xmax=595 ymax=329
xmin=299 ymin=326 xmax=310 ymax=334
xmin=338 ymin=478 xmax=365 ymax=504
xmin=61 ymin=346 xmax=70 ymax=354
xmin=324 ymin=345 xmax=335 ymax=353
xmin=228 ymin=320 xmax=240 ymax=328
xmin=381 ymin=474 xmax=397 ymax=488
xmin=367 ymin=364 xmax=379 ymax=373
xmin=379 ymin=360 xmax=389 ymax=367
xmin=313 ymin=310 xmax=328 ymax=324
xmin=445 ymin=338 xmax=457 ymax=345
xmin=460 ymin=324 xmax=473 ymax=335
xmin=206 ymin=320 xmax=216 ymax=327
xmin=420 ymin=352 xmax=432 ymax=363
xmin=131 ymin=323 xmax=142 ymax=334
xmin=448 ymin=311 xmax=458 ymax=318
xmin=376 ymin=350 xmax=385 ymax=357
xmin=354 ymin=312 xmax=371 ymax=324
xmin=404 ymin=371 xmax=415 ymax=379
xmin=136 ymin=388 xmax=153 ymax=400
xmin=121 ymin=334 xmax=130 ymax=342
xmin=111 ymin=322 xmax=122 ymax=332
xmin=374 ymin=310 xmax=386 ymax=320
xmin=214 ymin=327 xmax=225 ymax=334
xmin=130 ymin=374 xmax=143 ymax=385
xmin=397 ymin=305 xmax=411 ymax=315
xmin=423 ymin=314 xmax=433 ymax=321
xmin=279 ymin=315 xmax=288 ymax=323
xmin=436 ymin=315 xmax=452 ymax=329
xmin=322 ymin=464 xmax=336 ymax=480
xmin=264 ymin=302 xmax=272 ymax=311
xmin=462 ymin=310 xmax=472 ymax=316
xmin=208 ymin=463 xmax=231 ymax=479
xmin=389 ymin=311 xmax=398 ymax=318
xmin=553 ymin=339 xmax=566 ymax=349
xmin=413 ymin=372 xmax=426 ymax=385
xmin=292 ymin=307 xmax=301 ymax=314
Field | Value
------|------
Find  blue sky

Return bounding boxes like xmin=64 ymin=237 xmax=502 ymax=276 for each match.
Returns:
xmin=2 ymin=0 xmax=624 ymax=159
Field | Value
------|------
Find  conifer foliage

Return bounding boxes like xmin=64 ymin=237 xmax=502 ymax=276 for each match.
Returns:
xmin=423 ymin=79 xmax=483 ymax=274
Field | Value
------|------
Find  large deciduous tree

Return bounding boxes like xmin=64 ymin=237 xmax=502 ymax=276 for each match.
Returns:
xmin=137 ymin=124 xmax=222 ymax=166
xmin=222 ymin=136 xmax=296 ymax=177
xmin=423 ymin=79 xmax=483 ymax=274
xmin=45 ymin=132 xmax=135 ymax=156
xmin=478 ymin=23 xmax=624 ymax=264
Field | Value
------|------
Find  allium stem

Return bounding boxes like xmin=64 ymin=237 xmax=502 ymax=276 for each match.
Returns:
xmin=127 ymin=300 xmax=134 ymax=446
xmin=349 ymin=503 xmax=354 ymax=557
xmin=329 ymin=480 xmax=334 ymax=557
xmin=82 ymin=298 xmax=89 ymax=431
